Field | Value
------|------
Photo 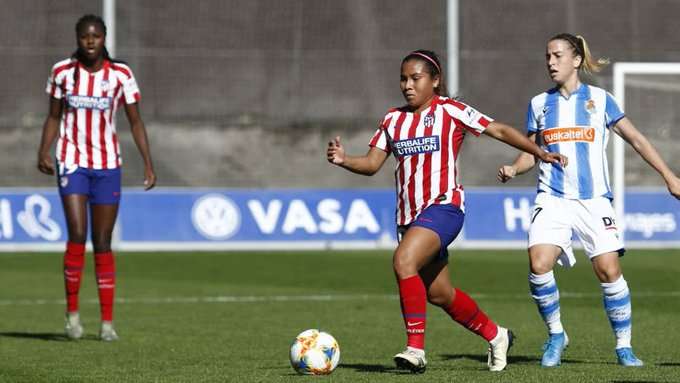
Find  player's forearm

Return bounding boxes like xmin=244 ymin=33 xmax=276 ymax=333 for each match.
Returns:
xmin=510 ymin=152 xmax=537 ymax=176
xmin=617 ymin=118 xmax=676 ymax=182
xmin=339 ymin=155 xmax=381 ymax=176
xmin=38 ymin=117 xmax=60 ymax=155
xmin=629 ymin=135 xmax=676 ymax=181
xmin=486 ymin=122 xmax=544 ymax=158
xmin=130 ymin=122 xmax=154 ymax=168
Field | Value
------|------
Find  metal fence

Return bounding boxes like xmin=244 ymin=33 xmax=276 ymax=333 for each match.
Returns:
xmin=2 ymin=0 xmax=678 ymax=188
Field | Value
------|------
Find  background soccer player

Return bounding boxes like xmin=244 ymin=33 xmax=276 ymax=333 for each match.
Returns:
xmin=327 ymin=49 xmax=566 ymax=373
xmin=498 ymin=33 xmax=680 ymax=367
xmin=37 ymin=14 xmax=156 ymax=341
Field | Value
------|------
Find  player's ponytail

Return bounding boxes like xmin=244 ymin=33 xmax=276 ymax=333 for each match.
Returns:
xmin=101 ymin=46 xmax=127 ymax=65
xmin=68 ymin=49 xmax=80 ymax=100
xmin=402 ymin=50 xmax=449 ymax=97
xmin=550 ymin=33 xmax=609 ymax=74
xmin=576 ymin=35 xmax=609 ymax=74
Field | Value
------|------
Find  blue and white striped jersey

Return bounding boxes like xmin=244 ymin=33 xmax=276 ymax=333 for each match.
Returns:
xmin=527 ymin=84 xmax=625 ymax=199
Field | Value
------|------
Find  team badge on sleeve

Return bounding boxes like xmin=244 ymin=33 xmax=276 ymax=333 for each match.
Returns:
xmin=462 ymin=106 xmax=482 ymax=126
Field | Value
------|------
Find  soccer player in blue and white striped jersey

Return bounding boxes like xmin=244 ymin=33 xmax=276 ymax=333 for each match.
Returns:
xmin=498 ymin=33 xmax=680 ymax=367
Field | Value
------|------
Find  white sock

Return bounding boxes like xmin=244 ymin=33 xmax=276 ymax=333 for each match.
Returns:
xmin=529 ymin=271 xmax=564 ymax=334
xmin=601 ymin=275 xmax=632 ymax=349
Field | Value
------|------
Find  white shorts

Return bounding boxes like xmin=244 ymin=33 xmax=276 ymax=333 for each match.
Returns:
xmin=528 ymin=193 xmax=624 ymax=267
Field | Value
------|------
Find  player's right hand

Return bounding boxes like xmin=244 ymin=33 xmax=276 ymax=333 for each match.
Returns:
xmin=326 ymin=136 xmax=345 ymax=165
xmin=497 ymin=165 xmax=517 ymax=183
xmin=37 ymin=152 xmax=55 ymax=175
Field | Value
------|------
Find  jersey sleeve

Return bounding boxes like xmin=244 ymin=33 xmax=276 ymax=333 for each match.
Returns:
xmin=526 ymin=101 xmax=538 ymax=133
xmin=45 ymin=64 xmax=64 ymax=99
xmin=368 ymin=116 xmax=391 ymax=153
xmin=604 ymin=92 xmax=624 ymax=127
xmin=442 ymin=102 xmax=493 ymax=136
xmin=122 ymin=69 xmax=141 ymax=104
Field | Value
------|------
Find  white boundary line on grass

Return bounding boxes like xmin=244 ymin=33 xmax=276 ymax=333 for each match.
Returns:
xmin=5 ymin=241 xmax=680 ymax=252
xmin=1 ymin=291 xmax=679 ymax=306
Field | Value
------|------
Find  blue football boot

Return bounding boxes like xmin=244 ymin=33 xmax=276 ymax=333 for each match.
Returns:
xmin=541 ymin=332 xmax=569 ymax=367
xmin=616 ymin=347 xmax=643 ymax=367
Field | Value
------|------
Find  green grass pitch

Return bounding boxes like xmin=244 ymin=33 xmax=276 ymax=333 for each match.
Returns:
xmin=1 ymin=249 xmax=679 ymax=382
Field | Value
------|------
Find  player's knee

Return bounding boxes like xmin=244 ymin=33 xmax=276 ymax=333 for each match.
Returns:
xmin=528 ymin=247 xmax=556 ymax=273
xmin=392 ymin=249 xmax=417 ymax=279
xmin=427 ymin=290 xmax=451 ymax=307
xmin=529 ymin=257 xmax=554 ymax=275
xmin=592 ymin=253 xmax=623 ymax=282
xmin=91 ymin=233 xmax=112 ymax=253
xmin=596 ymin=266 xmax=622 ymax=283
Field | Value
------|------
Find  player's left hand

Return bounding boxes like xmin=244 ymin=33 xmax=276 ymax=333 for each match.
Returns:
xmin=37 ymin=151 xmax=55 ymax=175
xmin=665 ymin=175 xmax=680 ymax=200
xmin=539 ymin=151 xmax=568 ymax=167
xmin=143 ymin=167 xmax=156 ymax=191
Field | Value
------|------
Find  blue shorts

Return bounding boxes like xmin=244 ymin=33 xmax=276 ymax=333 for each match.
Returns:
xmin=397 ymin=204 xmax=465 ymax=260
xmin=57 ymin=165 xmax=121 ymax=205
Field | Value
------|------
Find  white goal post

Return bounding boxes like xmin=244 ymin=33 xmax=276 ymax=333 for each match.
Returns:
xmin=103 ymin=0 xmax=116 ymax=57
xmin=612 ymin=62 xmax=680 ymax=242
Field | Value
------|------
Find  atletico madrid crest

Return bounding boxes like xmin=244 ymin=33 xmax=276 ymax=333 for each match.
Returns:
xmin=424 ymin=113 xmax=435 ymax=128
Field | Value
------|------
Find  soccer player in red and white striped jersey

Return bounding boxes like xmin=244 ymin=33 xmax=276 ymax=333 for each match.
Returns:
xmin=37 ymin=14 xmax=156 ymax=341
xmin=47 ymin=54 xmax=139 ymax=169
xmin=327 ymin=50 xmax=566 ymax=373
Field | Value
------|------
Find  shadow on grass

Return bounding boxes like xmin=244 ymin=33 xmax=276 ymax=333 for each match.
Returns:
xmin=341 ymin=363 xmax=413 ymax=375
xmin=610 ymin=381 xmax=660 ymax=383
xmin=0 ymin=332 xmax=98 ymax=342
xmin=440 ymin=353 xmax=594 ymax=366
xmin=656 ymin=362 xmax=680 ymax=367
xmin=439 ymin=353 xmax=487 ymax=363
xmin=441 ymin=353 xmax=536 ymax=364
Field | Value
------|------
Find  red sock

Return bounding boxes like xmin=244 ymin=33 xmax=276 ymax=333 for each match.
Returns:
xmin=445 ymin=288 xmax=498 ymax=342
xmin=63 ymin=242 xmax=86 ymax=313
xmin=94 ymin=251 xmax=116 ymax=321
xmin=398 ymin=275 xmax=427 ymax=350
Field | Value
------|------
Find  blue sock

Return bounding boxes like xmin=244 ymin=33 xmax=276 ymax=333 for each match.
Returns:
xmin=601 ymin=275 xmax=632 ymax=349
xmin=529 ymin=271 xmax=564 ymax=334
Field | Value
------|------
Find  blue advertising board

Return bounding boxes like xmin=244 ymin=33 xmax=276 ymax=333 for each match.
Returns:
xmin=0 ymin=188 xmax=678 ymax=251
xmin=464 ymin=188 xmax=680 ymax=246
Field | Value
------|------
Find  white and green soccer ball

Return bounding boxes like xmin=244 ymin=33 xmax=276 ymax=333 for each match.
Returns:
xmin=289 ymin=329 xmax=340 ymax=375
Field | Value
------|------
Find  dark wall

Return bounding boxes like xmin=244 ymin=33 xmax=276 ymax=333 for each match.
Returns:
xmin=1 ymin=0 xmax=678 ymax=187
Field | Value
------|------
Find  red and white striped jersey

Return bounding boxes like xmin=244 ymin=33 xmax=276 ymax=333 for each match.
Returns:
xmin=369 ymin=96 xmax=492 ymax=225
xmin=46 ymin=58 xmax=141 ymax=169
